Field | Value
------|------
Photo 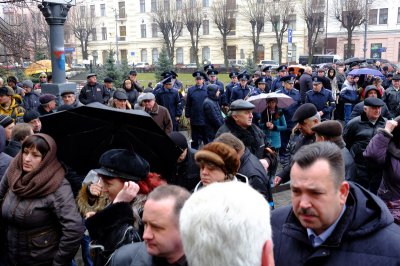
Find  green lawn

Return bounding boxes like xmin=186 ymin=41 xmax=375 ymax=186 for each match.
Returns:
xmin=137 ymin=72 xmax=232 ymax=89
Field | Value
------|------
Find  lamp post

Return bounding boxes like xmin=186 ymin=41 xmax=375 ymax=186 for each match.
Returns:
xmin=112 ymin=8 xmax=119 ymax=65
xmin=363 ymin=0 xmax=369 ymax=59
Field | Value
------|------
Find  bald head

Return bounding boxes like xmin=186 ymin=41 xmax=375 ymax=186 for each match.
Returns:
xmin=305 ymin=67 xmax=312 ymax=74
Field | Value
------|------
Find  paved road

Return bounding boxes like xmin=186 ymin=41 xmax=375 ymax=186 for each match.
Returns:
xmin=273 ymin=188 xmax=291 ymax=209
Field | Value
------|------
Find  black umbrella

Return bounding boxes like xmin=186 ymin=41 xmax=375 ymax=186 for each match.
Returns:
xmin=344 ymin=57 xmax=366 ymax=65
xmin=41 ymin=103 xmax=182 ymax=176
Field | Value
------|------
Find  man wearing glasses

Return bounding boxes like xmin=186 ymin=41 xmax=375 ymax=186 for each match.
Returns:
xmin=306 ymin=76 xmax=336 ymax=121
xmin=34 ymin=72 xmax=47 ymax=91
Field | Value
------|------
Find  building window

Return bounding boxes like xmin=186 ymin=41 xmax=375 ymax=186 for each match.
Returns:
xmin=90 ymin=5 xmax=95 ymax=17
xmin=379 ymin=8 xmax=388 ymax=24
xmin=141 ymin=49 xmax=148 ymax=62
xmin=102 ymin=50 xmax=109 ymax=64
xmin=271 ymin=44 xmax=279 ymax=61
xmin=257 ymin=45 xmax=264 ymax=61
xmin=140 ymin=0 xmax=145 ymax=13
xmin=176 ymin=48 xmax=184 ymax=64
xmin=190 ymin=47 xmax=196 ymax=63
xmin=288 ymin=15 xmax=296 ymax=30
xmin=369 ymin=9 xmax=377 ymax=25
xmin=203 ymin=20 xmax=209 ymax=35
xmin=151 ymin=0 xmax=157 ymax=12
xmin=202 ymin=46 xmax=210 ymax=61
xmin=203 ymin=0 xmax=209 ymax=7
xmin=371 ymin=43 xmax=382 ymax=58
xmin=228 ymin=18 xmax=236 ymax=35
xmin=176 ymin=0 xmax=182 ymax=10
xmin=119 ymin=1 xmax=126 ymax=18
xmin=120 ymin=49 xmax=127 ymax=62
xmin=227 ymin=46 xmax=236 ymax=59
xmin=240 ymin=49 xmax=245 ymax=59
xmin=101 ymin=27 xmax=107 ymax=40
xmin=141 ymin=24 xmax=147 ymax=38
xmin=120 ymin=26 xmax=126 ymax=41
xmin=100 ymin=4 xmax=106 ymax=16
xmin=289 ymin=43 xmax=297 ymax=62
xmin=80 ymin=6 xmax=85 ymax=17
xmin=164 ymin=0 xmax=170 ymax=11
xmin=92 ymin=28 xmax=97 ymax=41
xmin=152 ymin=48 xmax=159 ymax=64
xmin=152 ymin=23 xmax=158 ymax=37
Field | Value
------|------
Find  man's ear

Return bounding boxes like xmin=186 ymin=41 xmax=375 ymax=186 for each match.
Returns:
xmin=261 ymin=240 xmax=275 ymax=266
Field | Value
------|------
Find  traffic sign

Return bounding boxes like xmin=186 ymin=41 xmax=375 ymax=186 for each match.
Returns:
xmin=288 ymin=29 xmax=293 ymax=44
xmin=43 ymin=0 xmax=76 ymax=5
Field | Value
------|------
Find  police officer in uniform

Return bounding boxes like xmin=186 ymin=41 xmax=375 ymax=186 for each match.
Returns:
xmin=261 ymin=66 xmax=273 ymax=92
xmin=224 ymin=71 xmax=239 ymax=107
xmin=276 ymin=75 xmax=301 ymax=161
xmin=305 ymin=76 xmax=336 ymax=120
xmin=185 ymin=71 xmax=208 ymax=149
xmin=271 ymin=65 xmax=288 ymax=92
xmin=230 ymin=72 xmax=252 ymax=103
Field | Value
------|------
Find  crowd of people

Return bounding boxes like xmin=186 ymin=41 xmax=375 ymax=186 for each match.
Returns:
xmin=0 ymin=60 xmax=400 ymax=265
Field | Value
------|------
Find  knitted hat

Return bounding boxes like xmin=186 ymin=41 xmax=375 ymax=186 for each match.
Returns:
xmin=0 ymin=115 xmax=13 ymax=128
xmin=195 ymin=142 xmax=240 ymax=175
xmin=168 ymin=132 xmax=188 ymax=150
xmin=22 ymin=80 xmax=34 ymax=89
xmin=23 ymin=110 xmax=40 ymax=123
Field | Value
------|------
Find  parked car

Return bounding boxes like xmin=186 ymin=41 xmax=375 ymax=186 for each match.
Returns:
xmin=258 ymin=60 xmax=279 ymax=70
xmin=71 ymin=64 xmax=86 ymax=69
xmin=134 ymin=62 xmax=151 ymax=69
xmin=228 ymin=59 xmax=246 ymax=68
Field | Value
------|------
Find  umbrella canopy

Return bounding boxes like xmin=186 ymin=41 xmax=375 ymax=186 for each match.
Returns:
xmin=247 ymin=92 xmax=294 ymax=113
xmin=40 ymin=103 xmax=182 ymax=176
xmin=24 ymin=60 xmax=71 ymax=76
xmin=348 ymin=68 xmax=384 ymax=77
xmin=288 ymin=65 xmax=306 ymax=75
xmin=344 ymin=57 xmax=366 ymax=65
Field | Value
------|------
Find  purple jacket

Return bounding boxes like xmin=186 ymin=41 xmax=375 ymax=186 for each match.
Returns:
xmin=364 ymin=129 xmax=400 ymax=202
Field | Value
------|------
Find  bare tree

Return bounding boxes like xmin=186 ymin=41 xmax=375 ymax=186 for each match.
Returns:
xmin=66 ymin=3 xmax=96 ymax=60
xmin=265 ymin=0 xmax=294 ymax=64
xmin=242 ymin=0 xmax=266 ymax=63
xmin=301 ymin=0 xmax=325 ymax=65
xmin=181 ymin=0 xmax=202 ymax=67
xmin=333 ymin=0 xmax=367 ymax=59
xmin=151 ymin=0 xmax=183 ymax=63
xmin=212 ymin=0 xmax=236 ymax=67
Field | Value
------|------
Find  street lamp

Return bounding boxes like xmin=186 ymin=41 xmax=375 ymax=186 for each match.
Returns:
xmin=112 ymin=8 xmax=120 ymax=65
xmin=363 ymin=0 xmax=371 ymax=59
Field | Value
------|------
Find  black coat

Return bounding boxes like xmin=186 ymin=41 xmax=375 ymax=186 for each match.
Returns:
xmin=3 ymin=140 xmax=21 ymax=157
xmin=271 ymin=182 xmax=400 ymax=266
xmin=216 ymin=117 xmax=266 ymax=159
xmin=343 ymin=112 xmax=385 ymax=190
xmin=79 ymin=82 xmax=110 ymax=105
xmin=165 ymin=148 xmax=200 ymax=192
xmin=239 ymin=148 xmax=272 ymax=203
xmin=299 ymin=73 xmax=313 ymax=103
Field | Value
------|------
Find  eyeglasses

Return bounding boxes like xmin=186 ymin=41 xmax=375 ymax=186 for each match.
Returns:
xmin=40 ymin=76 xmax=47 ymax=78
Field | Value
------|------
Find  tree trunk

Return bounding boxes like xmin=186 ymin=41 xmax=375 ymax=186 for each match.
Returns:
xmin=223 ymin=34 xmax=228 ymax=67
xmin=347 ymin=29 xmax=353 ymax=59
xmin=251 ymin=23 xmax=257 ymax=62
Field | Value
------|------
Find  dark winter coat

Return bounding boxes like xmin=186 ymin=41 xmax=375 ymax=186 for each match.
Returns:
xmin=22 ymin=91 xmax=40 ymax=111
xmin=215 ymin=116 xmax=266 ymax=159
xmin=203 ymin=93 xmax=224 ymax=142
xmin=155 ymin=87 xmax=182 ymax=119
xmin=364 ymin=129 xmax=400 ymax=203
xmin=383 ymin=85 xmax=400 ymax=117
xmin=299 ymin=73 xmax=313 ymax=103
xmin=0 ymin=126 xmax=11 ymax=179
xmin=79 ymin=82 xmax=110 ymax=104
xmin=3 ymin=140 xmax=21 ymax=157
xmin=36 ymin=105 xmax=54 ymax=116
xmin=145 ymin=102 xmax=173 ymax=134
xmin=305 ymin=88 xmax=336 ymax=120
xmin=224 ymin=82 xmax=237 ymax=106
xmin=343 ymin=112 xmax=386 ymax=188
xmin=277 ymin=133 xmax=315 ymax=184
xmin=124 ymin=88 xmax=139 ymax=106
xmin=277 ymin=88 xmax=301 ymax=130
xmin=165 ymin=148 xmax=200 ymax=192
xmin=350 ymin=85 xmax=392 ymax=120
xmin=239 ymin=148 xmax=272 ymax=203
xmin=0 ymin=178 xmax=84 ymax=266
xmin=185 ymin=84 xmax=208 ymax=126
xmin=271 ymin=76 xmax=283 ymax=92
xmin=230 ymin=84 xmax=251 ymax=102
xmin=271 ymin=182 xmax=400 ymax=266
xmin=110 ymin=242 xmax=188 ymax=266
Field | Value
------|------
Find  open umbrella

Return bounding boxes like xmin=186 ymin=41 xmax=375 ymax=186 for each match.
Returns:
xmin=246 ymin=92 xmax=294 ymax=113
xmin=24 ymin=60 xmax=71 ymax=76
xmin=348 ymin=68 xmax=384 ymax=77
xmin=344 ymin=57 xmax=366 ymax=65
xmin=288 ymin=64 xmax=306 ymax=75
xmin=40 ymin=103 xmax=182 ymax=176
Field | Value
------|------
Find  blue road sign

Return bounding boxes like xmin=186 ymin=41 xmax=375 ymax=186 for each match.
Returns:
xmin=288 ymin=29 xmax=293 ymax=43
